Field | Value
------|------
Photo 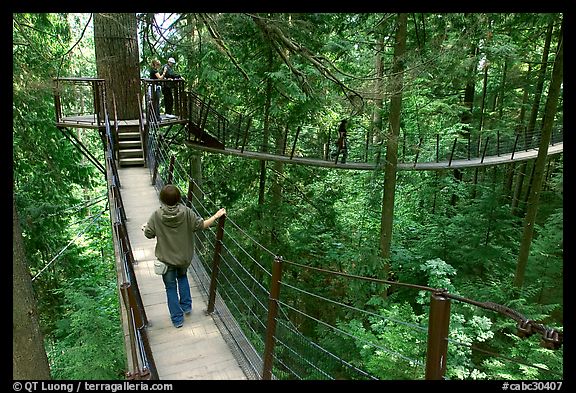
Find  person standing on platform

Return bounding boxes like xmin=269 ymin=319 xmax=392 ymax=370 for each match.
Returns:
xmin=161 ymin=57 xmax=182 ymax=117
xmin=148 ymin=59 xmax=165 ymax=122
xmin=142 ymin=184 xmax=226 ymax=328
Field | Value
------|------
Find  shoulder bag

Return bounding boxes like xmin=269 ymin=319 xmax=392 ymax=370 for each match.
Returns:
xmin=154 ymin=260 xmax=168 ymax=275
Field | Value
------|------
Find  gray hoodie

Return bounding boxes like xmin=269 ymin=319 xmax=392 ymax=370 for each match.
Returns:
xmin=144 ymin=203 xmax=204 ymax=267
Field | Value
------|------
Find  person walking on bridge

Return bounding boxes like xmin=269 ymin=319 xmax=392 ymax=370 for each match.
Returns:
xmin=142 ymin=184 xmax=226 ymax=328
xmin=331 ymin=119 xmax=348 ymax=164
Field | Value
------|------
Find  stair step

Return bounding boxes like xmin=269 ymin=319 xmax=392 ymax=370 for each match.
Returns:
xmin=119 ymin=140 xmax=142 ymax=148
xmin=118 ymin=132 xmax=141 ymax=140
xmin=119 ymin=149 xmax=144 ymax=158
xmin=119 ymin=157 xmax=145 ymax=166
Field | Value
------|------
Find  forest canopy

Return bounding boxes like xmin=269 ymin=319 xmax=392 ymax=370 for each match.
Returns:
xmin=13 ymin=12 xmax=563 ymax=380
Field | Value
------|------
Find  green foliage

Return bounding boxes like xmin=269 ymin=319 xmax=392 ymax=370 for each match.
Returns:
xmin=480 ymin=334 xmax=563 ymax=380
xmin=13 ymin=12 xmax=563 ymax=381
xmin=443 ymin=312 xmax=494 ymax=380
xmin=14 ymin=12 xmax=126 ymax=379
xmin=317 ymin=302 xmax=427 ymax=380
xmin=455 ymin=273 xmax=563 ymax=379
xmin=47 ymin=285 xmax=125 ymax=379
xmin=527 ymin=209 xmax=563 ymax=306
xmin=416 ymin=258 xmax=457 ymax=304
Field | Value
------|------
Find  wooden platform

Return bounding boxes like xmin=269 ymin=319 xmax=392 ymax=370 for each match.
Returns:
xmin=118 ymin=166 xmax=248 ymax=380
xmin=56 ymin=115 xmax=186 ymax=129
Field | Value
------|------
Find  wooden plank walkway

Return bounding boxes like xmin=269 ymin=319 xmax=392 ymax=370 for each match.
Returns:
xmin=185 ymin=141 xmax=563 ymax=171
xmin=118 ymin=166 xmax=248 ymax=380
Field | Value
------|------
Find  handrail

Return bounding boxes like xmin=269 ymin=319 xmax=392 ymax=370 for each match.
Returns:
xmin=182 ymin=86 xmax=563 ymax=169
xmin=103 ymin=107 xmax=158 ymax=379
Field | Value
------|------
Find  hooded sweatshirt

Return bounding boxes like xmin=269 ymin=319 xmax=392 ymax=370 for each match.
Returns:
xmin=144 ymin=203 xmax=204 ymax=267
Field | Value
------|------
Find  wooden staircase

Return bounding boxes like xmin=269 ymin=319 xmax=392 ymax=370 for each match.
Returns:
xmin=117 ymin=125 xmax=145 ymax=167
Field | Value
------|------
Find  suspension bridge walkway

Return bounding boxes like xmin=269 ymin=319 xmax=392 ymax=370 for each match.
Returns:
xmin=52 ymin=77 xmax=563 ymax=380
xmin=117 ymin=166 xmax=249 ymax=380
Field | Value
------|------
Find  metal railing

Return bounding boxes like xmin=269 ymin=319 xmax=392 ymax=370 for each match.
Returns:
xmin=182 ymin=88 xmax=563 ymax=169
xmin=103 ymin=103 xmax=158 ymax=380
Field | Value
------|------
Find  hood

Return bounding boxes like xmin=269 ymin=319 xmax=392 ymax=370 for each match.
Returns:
xmin=159 ymin=203 xmax=186 ymax=228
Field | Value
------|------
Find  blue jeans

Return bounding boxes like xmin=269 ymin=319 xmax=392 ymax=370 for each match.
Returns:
xmin=162 ymin=265 xmax=192 ymax=326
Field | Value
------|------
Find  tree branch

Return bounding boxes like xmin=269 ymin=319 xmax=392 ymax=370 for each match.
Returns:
xmin=250 ymin=14 xmax=364 ymax=106
xmin=198 ymin=13 xmax=250 ymax=81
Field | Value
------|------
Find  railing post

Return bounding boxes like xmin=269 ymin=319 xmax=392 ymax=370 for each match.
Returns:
xmin=436 ymin=134 xmax=440 ymax=163
xmin=151 ymin=138 xmax=160 ymax=186
xmin=413 ymin=136 xmax=423 ymax=168
xmin=52 ymin=78 xmax=62 ymax=123
xmin=199 ymin=98 xmax=210 ymax=130
xmin=93 ymin=80 xmax=102 ymax=127
xmin=167 ymin=155 xmax=175 ymax=184
xmin=120 ymin=286 xmax=141 ymax=379
xmin=241 ymin=118 xmax=252 ymax=153
xmin=481 ymin=136 xmax=489 ymax=163
xmin=448 ymin=137 xmax=457 ymax=167
xmin=262 ymin=256 xmax=284 ymax=380
xmin=425 ymin=291 xmax=451 ymax=380
xmin=206 ymin=215 xmax=226 ymax=314
xmin=511 ymin=133 xmax=520 ymax=160
xmin=290 ymin=126 xmax=301 ymax=159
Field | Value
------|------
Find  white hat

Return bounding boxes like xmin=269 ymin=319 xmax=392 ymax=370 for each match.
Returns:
xmin=168 ymin=57 xmax=176 ymax=64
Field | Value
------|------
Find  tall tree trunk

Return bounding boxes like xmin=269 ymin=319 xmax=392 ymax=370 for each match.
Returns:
xmin=478 ymin=61 xmax=489 ymax=133
xmin=270 ymin=144 xmax=284 ymax=248
xmin=517 ymin=64 xmax=532 ymax=130
xmin=452 ymin=43 xmax=478 ymax=206
xmin=511 ymin=17 xmax=554 ymax=215
xmin=514 ymin=23 xmax=563 ymax=288
xmin=186 ymin=14 xmax=200 ymax=89
xmin=380 ymin=13 xmax=407 ymax=273
xmin=505 ymin=63 xmax=532 ymax=204
xmin=503 ymin=163 xmax=515 ymax=204
xmin=189 ymin=151 xmax=203 ymax=204
xmin=258 ymin=48 xmax=274 ymax=208
xmin=498 ymin=58 xmax=508 ymax=119
xmin=471 ymin=62 xmax=490 ymax=200
xmin=94 ymin=13 xmax=141 ymax=120
xmin=13 ymin=201 xmax=51 ymax=380
xmin=371 ymin=20 xmax=385 ymax=164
